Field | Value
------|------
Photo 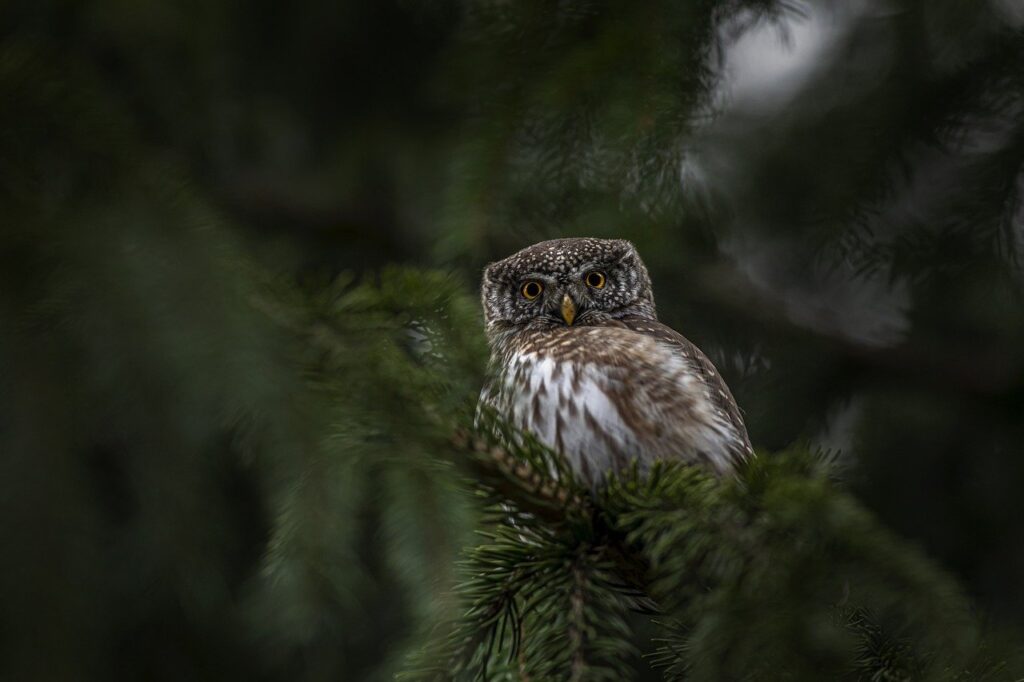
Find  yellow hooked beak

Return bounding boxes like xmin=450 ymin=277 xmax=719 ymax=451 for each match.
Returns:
xmin=561 ymin=294 xmax=576 ymax=326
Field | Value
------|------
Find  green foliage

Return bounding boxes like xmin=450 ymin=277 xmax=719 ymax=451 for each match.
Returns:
xmin=250 ymin=268 xmax=490 ymax=679
xmin=404 ymin=423 xmax=1018 ymax=680
xmin=606 ymin=453 xmax=975 ymax=680
xmin=0 ymin=36 xmax=484 ymax=677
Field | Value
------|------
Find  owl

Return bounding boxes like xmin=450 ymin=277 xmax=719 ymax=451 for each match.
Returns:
xmin=479 ymin=237 xmax=752 ymax=489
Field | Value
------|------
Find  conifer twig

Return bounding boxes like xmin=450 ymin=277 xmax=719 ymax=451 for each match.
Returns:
xmin=451 ymin=428 xmax=589 ymax=523
xmin=568 ymin=555 xmax=588 ymax=682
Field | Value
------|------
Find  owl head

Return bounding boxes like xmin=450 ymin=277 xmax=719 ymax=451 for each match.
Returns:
xmin=481 ymin=238 xmax=656 ymax=341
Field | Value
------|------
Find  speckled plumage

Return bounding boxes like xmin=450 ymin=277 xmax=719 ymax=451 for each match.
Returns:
xmin=479 ymin=237 xmax=752 ymax=488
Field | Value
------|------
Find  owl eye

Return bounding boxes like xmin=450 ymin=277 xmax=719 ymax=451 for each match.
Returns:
xmin=584 ymin=271 xmax=606 ymax=289
xmin=521 ymin=281 xmax=543 ymax=300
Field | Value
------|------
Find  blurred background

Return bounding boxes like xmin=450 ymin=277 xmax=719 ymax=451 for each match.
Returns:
xmin=1 ymin=1 xmax=1022 ymax=679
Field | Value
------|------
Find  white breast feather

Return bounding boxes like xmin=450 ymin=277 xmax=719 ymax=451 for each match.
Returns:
xmin=495 ymin=340 xmax=742 ymax=484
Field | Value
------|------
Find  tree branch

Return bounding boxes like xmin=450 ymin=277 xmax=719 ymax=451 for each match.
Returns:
xmin=451 ymin=429 xmax=590 ymax=524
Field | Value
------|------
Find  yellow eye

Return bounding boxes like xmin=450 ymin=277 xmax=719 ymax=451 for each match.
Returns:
xmin=521 ymin=281 xmax=543 ymax=300
xmin=584 ymin=271 xmax=606 ymax=289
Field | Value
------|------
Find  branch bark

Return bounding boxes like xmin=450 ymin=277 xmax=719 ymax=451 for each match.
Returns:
xmin=452 ymin=429 xmax=590 ymax=524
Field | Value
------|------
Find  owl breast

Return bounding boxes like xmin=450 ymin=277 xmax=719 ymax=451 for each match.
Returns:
xmin=484 ymin=327 xmax=744 ymax=488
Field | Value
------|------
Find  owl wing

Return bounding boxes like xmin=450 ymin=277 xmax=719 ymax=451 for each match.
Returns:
xmin=618 ymin=315 xmax=753 ymax=460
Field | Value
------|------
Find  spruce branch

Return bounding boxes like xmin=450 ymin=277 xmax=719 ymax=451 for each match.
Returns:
xmin=432 ymin=421 xmax=1000 ymax=680
xmin=568 ymin=554 xmax=588 ymax=682
xmin=451 ymin=423 xmax=590 ymax=525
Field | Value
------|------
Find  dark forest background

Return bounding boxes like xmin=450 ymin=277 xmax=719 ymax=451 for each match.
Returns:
xmin=1 ymin=1 xmax=1023 ymax=680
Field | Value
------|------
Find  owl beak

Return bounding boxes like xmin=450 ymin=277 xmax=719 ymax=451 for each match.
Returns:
xmin=560 ymin=294 xmax=576 ymax=326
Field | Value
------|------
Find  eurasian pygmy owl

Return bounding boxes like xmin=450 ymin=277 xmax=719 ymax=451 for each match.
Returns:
xmin=479 ymin=237 xmax=752 ymax=488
